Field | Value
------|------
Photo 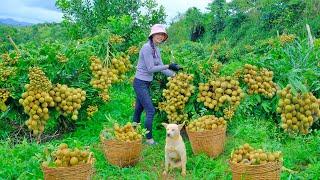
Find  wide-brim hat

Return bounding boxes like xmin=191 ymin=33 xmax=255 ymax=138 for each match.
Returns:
xmin=148 ymin=24 xmax=168 ymax=42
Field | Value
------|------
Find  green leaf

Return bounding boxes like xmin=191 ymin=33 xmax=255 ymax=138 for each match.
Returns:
xmin=261 ymin=101 xmax=270 ymax=113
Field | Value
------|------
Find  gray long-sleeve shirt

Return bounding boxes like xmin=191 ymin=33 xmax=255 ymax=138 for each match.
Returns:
xmin=134 ymin=41 xmax=174 ymax=82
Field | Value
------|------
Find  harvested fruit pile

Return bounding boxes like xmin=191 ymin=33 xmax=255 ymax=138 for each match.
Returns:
xmin=101 ymin=122 xmax=144 ymax=142
xmin=230 ymin=143 xmax=283 ymax=165
xmin=42 ymin=143 xmax=92 ymax=167
xmin=113 ymin=122 xmax=142 ymax=142
xmin=187 ymin=115 xmax=226 ymax=132
xmin=277 ymin=85 xmax=320 ymax=134
xmin=158 ymin=73 xmax=194 ymax=123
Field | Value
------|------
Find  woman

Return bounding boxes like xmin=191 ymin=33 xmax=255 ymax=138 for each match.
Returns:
xmin=133 ymin=24 xmax=181 ymax=145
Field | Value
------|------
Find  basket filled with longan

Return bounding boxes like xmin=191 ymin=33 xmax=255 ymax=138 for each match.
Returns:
xmin=229 ymin=143 xmax=283 ymax=180
xmin=186 ymin=115 xmax=227 ymax=157
xmin=41 ymin=143 xmax=94 ymax=180
xmin=100 ymin=122 xmax=144 ymax=167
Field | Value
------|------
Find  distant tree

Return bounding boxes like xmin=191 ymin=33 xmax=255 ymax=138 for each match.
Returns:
xmin=208 ymin=0 xmax=228 ymax=41
xmin=56 ymin=0 xmax=166 ymax=40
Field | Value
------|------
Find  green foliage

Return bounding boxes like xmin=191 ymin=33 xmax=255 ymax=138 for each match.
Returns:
xmin=168 ymin=0 xmax=320 ymax=50
xmin=208 ymin=0 xmax=228 ymax=41
xmin=55 ymin=0 xmax=166 ymax=42
xmin=0 ymin=28 xmax=135 ymax=139
xmin=1 ymin=84 xmax=319 ymax=179
xmin=260 ymin=0 xmax=306 ymax=31
xmin=167 ymin=8 xmax=205 ymax=43
xmin=257 ymin=39 xmax=320 ymax=96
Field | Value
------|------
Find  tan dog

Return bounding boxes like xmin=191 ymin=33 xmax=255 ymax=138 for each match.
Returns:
xmin=162 ymin=123 xmax=187 ymax=177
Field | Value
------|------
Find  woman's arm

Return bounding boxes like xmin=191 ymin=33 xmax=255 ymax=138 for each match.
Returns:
xmin=159 ymin=55 xmax=175 ymax=77
xmin=142 ymin=46 xmax=168 ymax=73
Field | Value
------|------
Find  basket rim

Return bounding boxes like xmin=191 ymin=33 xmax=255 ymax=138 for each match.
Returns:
xmin=100 ymin=135 xmax=142 ymax=144
xmin=186 ymin=127 xmax=226 ymax=133
xmin=228 ymin=159 xmax=282 ymax=167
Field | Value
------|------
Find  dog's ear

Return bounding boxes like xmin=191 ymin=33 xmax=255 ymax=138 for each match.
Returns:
xmin=178 ymin=122 xmax=185 ymax=131
xmin=161 ymin=123 xmax=168 ymax=128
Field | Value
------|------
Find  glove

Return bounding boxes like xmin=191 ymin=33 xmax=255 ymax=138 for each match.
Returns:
xmin=168 ymin=63 xmax=182 ymax=71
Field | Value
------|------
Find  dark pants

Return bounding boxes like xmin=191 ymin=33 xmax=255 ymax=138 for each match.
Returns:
xmin=133 ymin=78 xmax=155 ymax=139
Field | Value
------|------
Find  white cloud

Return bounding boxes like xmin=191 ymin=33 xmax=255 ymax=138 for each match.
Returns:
xmin=156 ymin=0 xmax=232 ymax=23
xmin=0 ymin=0 xmax=62 ymax=24
xmin=156 ymin=0 xmax=211 ymax=23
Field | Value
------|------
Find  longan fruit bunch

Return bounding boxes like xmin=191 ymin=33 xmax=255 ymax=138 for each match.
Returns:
xmin=244 ymin=45 xmax=254 ymax=52
xmin=0 ymin=63 xmax=16 ymax=81
xmin=90 ymin=55 xmax=131 ymax=100
xmin=158 ymin=73 xmax=194 ymax=123
xmin=0 ymin=89 xmax=10 ymax=103
xmin=113 ymin=122 xmax=142 ymax=142
xmin=110 ymin=54 xmax=132 ymax=77
xmin=56 ymin=53 xmax=68 ymax=63
xmin=279 ymin=34 xmax=295 ymax=45
xmin=99 ymin=91 xmax=110 ymax=102
xmin=230 ymin=143 xmax=283 ymax=165
xmin=28 ymin=67 xmax=53 ymax=92
xmin=277 ymin=85 xmax=320 ymax=134
xmin=233 ymin=68 xmax=243 ymax=80
xmin=158 ymin=110 xmax=188 ymax=124
xmin=211 ymin=61 xmax=222 ymax=76
xmin=89 ymin=56 xmax=117 ymax=90
xmin=109 ymin=34 xmax=125 ymax=44
xmin=19 ymin=88 xmax=55 ymax=135
xmin=197 ymin=76 xmax=244 ymax=111
xmin=1 ymin=52 xmax=19 ymax=66
xmin=127 ymin=46 xmax=139 ymax=55
xmin=187 ymin=115 xmax=226 ymax=132
xmin=19 ymin=67 xmax=55 ymax=135
xmin=243 ymin=64 xmax=277 ymax=98
xmin=87 ymin=105 xmax=98 ymax=118
xmin=42 ymin=143 xmax=91 ymax=168
xmin=223 ymin=106 xmax=235 ymax=120
xmin=51 ymin=84 xmax=86 ymax=120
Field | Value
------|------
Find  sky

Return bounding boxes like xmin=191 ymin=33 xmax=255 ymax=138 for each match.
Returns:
xmin=0 ymin=0 xmax=230 ymax=24
xmin=0 ymin=0 xmax=63 ymax=24
xmin=157 ymin=0 xmax=212 ymax=23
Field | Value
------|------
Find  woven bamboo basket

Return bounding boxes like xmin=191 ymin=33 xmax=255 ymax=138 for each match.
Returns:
xmin=229 ymin=161 xmax=282 ymax=180
xmin=100 ymin=136 xmax=142 ymax=167
xmin=42 ymin=153 xmax=94 ymax=180
xmin=186 ymin=127 xmax=226 ymax=157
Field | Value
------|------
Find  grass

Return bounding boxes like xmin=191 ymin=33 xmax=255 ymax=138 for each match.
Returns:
xmin=0 ymin=81 xmax=319 ymax=179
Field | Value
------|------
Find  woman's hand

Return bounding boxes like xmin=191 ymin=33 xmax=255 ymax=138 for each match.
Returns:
xmin=168 ymin=63 xmax=183 ymax=71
